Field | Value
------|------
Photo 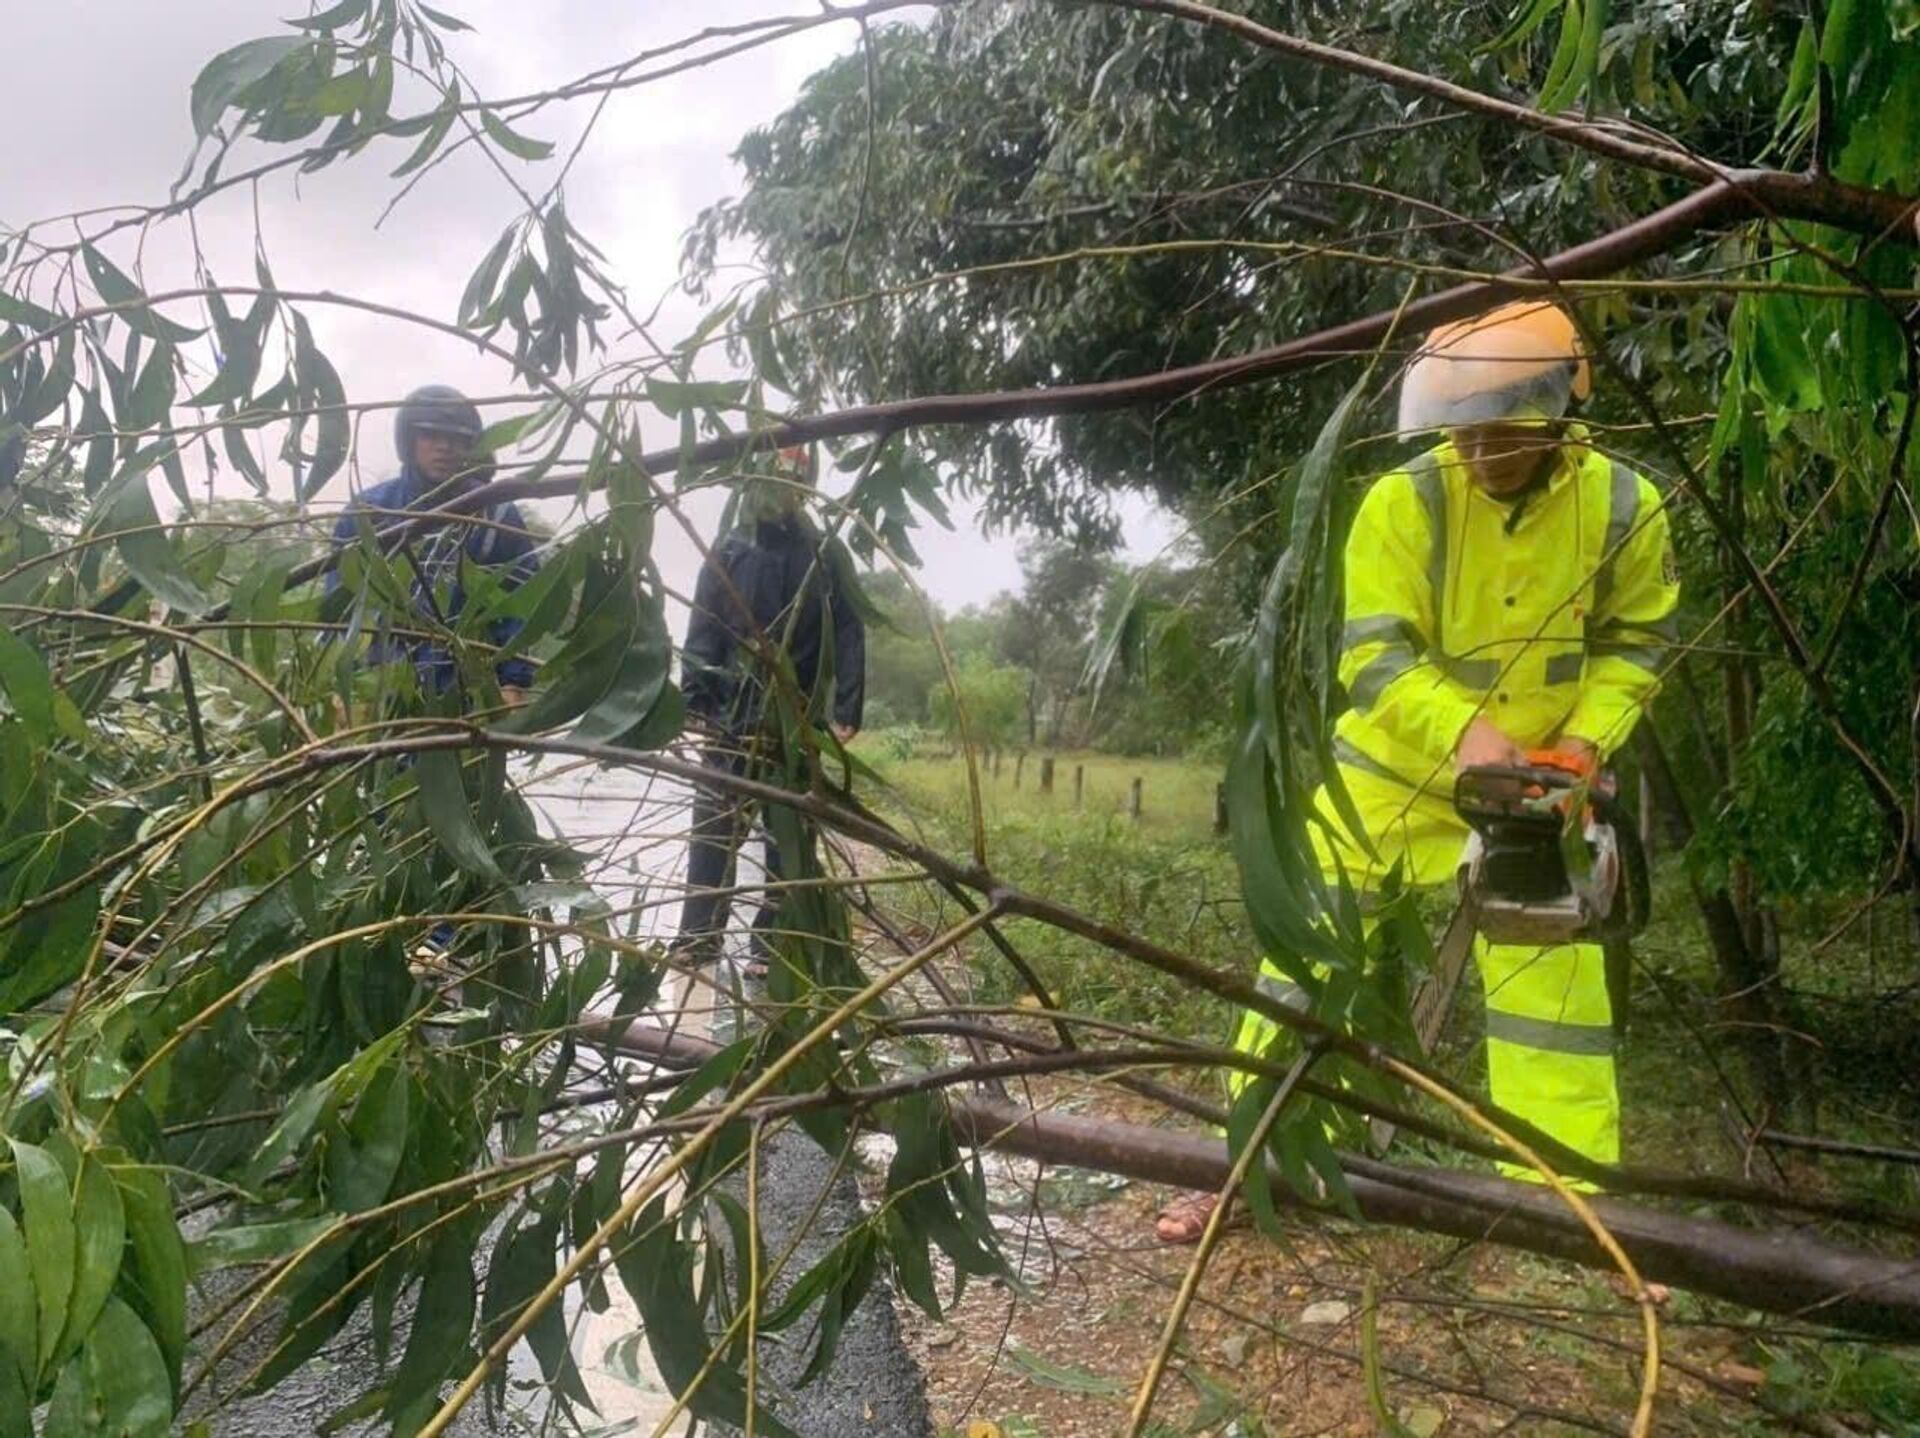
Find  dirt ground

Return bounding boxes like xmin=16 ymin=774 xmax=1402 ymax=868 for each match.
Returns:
xmin=873 ymin=1080 xmax=1789 ymax=1438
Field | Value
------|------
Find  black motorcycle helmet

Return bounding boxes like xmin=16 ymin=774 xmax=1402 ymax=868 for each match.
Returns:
xmin=393 ymin=384 xmax=485 ymax=468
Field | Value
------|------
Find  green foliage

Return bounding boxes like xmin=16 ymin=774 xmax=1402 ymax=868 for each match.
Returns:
xmin=928 ymin=653 xmax=1028 ymax=749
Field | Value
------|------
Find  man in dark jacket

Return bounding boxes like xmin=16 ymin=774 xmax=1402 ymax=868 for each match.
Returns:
xmin=676 ymin=443 xmax=866 ymax=966
xmin=326 ymin=384 xmax=540 ymax=700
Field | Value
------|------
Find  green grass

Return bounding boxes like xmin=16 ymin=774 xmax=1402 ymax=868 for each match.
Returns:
xmin=859 ymin=745 xmax=1244 ymax=1043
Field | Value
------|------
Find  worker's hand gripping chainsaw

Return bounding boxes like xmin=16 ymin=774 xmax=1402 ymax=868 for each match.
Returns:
xmin=1454 ymin=750 xmax=1650 ymax=947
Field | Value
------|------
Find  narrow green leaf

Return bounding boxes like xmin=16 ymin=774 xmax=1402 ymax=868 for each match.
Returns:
xmin=0 ymin=627 xmax=56 ymax=744
xmin=105 ymin=473 xmax=213 ymax=615
xmin=570 ymin=607 xmax=670 ymax=744
xmin=391 ymin=84 xmax=460 ymax=177
xmin=0 ymin=293 xmax=57 ymax=329
xmin=291 ymin=313 xmax=348 ymax=498
xmin=459 ymin=223 xmax=518 ymax=328
xmin=0 ymin=887 xmax=101 ymax=1020
xmin=1540 ymin=0 xmax=1604 ymax=112
xmin=80 ymin=388 xmax=116 ymax=496
xmin=415 ymin=749 xmax=504 ymax=879
xmin=1537 ymin=0 xmax=1586 ymax=110
xmin=122 ymin=339 xmax=178 ymax=431
xmin=53 ymin=1156 xmax=124 ymax=1367
xmin=475 ymin=409 xmax=539 ymax=454
xmin=42 ymin=1299 xmax=172 ymax=1438
xmin=383 ymin=1231 xmax=476 ymax=1431
xmin=188 ymin=290 xmax=267 ymax=408
xmin=417 ymin=2 xmax=474 ymax=30
xmin=643 ymin=376 xmax=749 ymax=418
xmin=189 ymin=36 xmax=305 ymax=139
xmin=1481 ymin=0 xmax=1563 ymax=53
xmin=189 ymin=1217 xmax=338 ymax=1277
xmin=11 ymin=1140 xmax=75 ymax=1378
xmin=614 ymin=1200 xmax=798 ymax=1438
xmin=16 ymin=330 xmax=76 ymax=425
xmin=0 ymin=1208 xmax=38 ymax=1392
xmin=479 ymin=107 xmax=553 ymax=161
xmin=364 ymin=53 xmax=394 ymax=121
xmin=221 ymin=414 xmax=268 ymax=493
xmin=308 ymin=66 xmax=371 ymax=117
xmin=243 ymin=1077 xmax=336 ymax=1189
xmin=323 ymin=1062 xmax=410 ymax=1212
xmin=1004 ymin=1344 xmax=1126 ymax=1396
xmin=293 ymin=0 xmax=370 ymax=29
xmin=479 ymin=1213 xmax=588 ymax=1409
xmin=1774 ymin=22 xmax=1820 ymax=141
xmin=246 ymin=551 xmax=295 ymax=675
xmin=81 ymin=246 xmax=200 ymax=343
xmin=114 ymin=1167 xmax=187 ymax=1388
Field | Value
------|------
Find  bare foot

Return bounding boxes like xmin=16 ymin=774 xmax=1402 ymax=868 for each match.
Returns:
xmin=1154 ymin=1190 xmax=1220 ymax=1245
xmin=1609 ymin=1273 xmax=1672 ymax=1305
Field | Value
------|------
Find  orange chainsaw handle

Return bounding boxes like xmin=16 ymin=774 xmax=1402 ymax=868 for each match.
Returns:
xmin=1526 ymin=746 xmax=1595 ymax=778
xmin=1525 ymin=747 xmax=1613 ymax=817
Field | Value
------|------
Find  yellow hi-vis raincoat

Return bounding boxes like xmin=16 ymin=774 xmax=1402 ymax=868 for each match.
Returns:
xmin=1233 ymin=434 xmax=1679 ymax=1170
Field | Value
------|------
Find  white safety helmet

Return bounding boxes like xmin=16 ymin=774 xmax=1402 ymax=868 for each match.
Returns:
xmin=1398 ymin=300 xmax=1592 ymax=437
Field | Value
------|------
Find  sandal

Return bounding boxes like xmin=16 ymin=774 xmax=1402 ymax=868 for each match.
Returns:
xmin=1154 ymin=1190 xmax=1221 ymax=1245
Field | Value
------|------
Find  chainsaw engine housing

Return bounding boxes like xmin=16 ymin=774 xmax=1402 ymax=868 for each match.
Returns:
xmin=1454 ymin=764 xmax=1623 ymax=946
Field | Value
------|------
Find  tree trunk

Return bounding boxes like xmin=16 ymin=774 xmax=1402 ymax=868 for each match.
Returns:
xmin=1717 ymin=465 xmax=1797 ymax=1120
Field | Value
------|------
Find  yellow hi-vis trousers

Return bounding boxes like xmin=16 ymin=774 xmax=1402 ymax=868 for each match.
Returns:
xmin=1231 ymin=764 xmax=1619 ymax=1171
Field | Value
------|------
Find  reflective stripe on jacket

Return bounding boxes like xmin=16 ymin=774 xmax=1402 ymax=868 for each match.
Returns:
xmin=1334 ymin=436 xmax=1678 ymax=790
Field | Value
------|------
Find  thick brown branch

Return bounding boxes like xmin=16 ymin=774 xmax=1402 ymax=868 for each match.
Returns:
xmin=591 ymin=1018 xmax=1920 ymax=1339
xmin=953 ymin=1098 xmax=1920 ymax=1340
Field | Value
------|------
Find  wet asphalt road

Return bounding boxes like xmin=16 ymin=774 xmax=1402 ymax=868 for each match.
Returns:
xmin=708 ymin=1125 xmax=935 ymax=1438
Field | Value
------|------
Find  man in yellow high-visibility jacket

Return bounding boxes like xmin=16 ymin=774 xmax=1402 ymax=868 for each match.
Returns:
xmin=1157 ymin=300 xmax=1679 ymax=1243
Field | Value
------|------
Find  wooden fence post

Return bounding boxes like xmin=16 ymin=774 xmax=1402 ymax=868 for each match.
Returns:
xmin=1129 ymin=776 xmax=1143 ymax=821
xmin=1214 ymin=782 xmax=1229 ymax=836
xmin=1040 ymin=756 xmax=1055 ymax=795
xmin=1073 ymin=764 xmax=1084 ymax=809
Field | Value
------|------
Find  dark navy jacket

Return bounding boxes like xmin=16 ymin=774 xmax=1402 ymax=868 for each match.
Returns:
xmin=325 ymin=467 xmax=540 ymax=691
xmin=682 ymin=515 xmax=865 ymax=734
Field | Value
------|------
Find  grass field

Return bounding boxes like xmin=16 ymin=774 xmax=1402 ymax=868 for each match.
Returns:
xmin=860 ymin=745 xmax=1245 ymax=1041
xmin=875 ymin=746 xmax=1226 ymax=835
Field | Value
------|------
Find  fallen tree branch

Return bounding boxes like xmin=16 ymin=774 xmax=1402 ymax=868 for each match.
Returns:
xmin=1750 ymin=1128 xmax=1920 ymax=1169
xmin=599 ymin=1017 xmax=1920 ymax=1339
xmin=231 ymin=173 xmax=1916 ymax=613
xmin=952 ymin=1097 xmax=1920 ymax=1341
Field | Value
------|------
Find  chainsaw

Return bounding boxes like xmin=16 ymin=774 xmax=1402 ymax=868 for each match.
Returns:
xmin=1453 ymin=753 xmax=1650 ymax=948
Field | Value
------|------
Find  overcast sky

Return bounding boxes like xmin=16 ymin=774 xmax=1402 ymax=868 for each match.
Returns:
xmin=2 ymin=0 xmax=1178 ymax=611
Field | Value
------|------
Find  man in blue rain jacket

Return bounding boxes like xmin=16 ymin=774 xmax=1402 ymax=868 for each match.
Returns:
xmin=326 ymin=384 xmax=540 ymax=699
